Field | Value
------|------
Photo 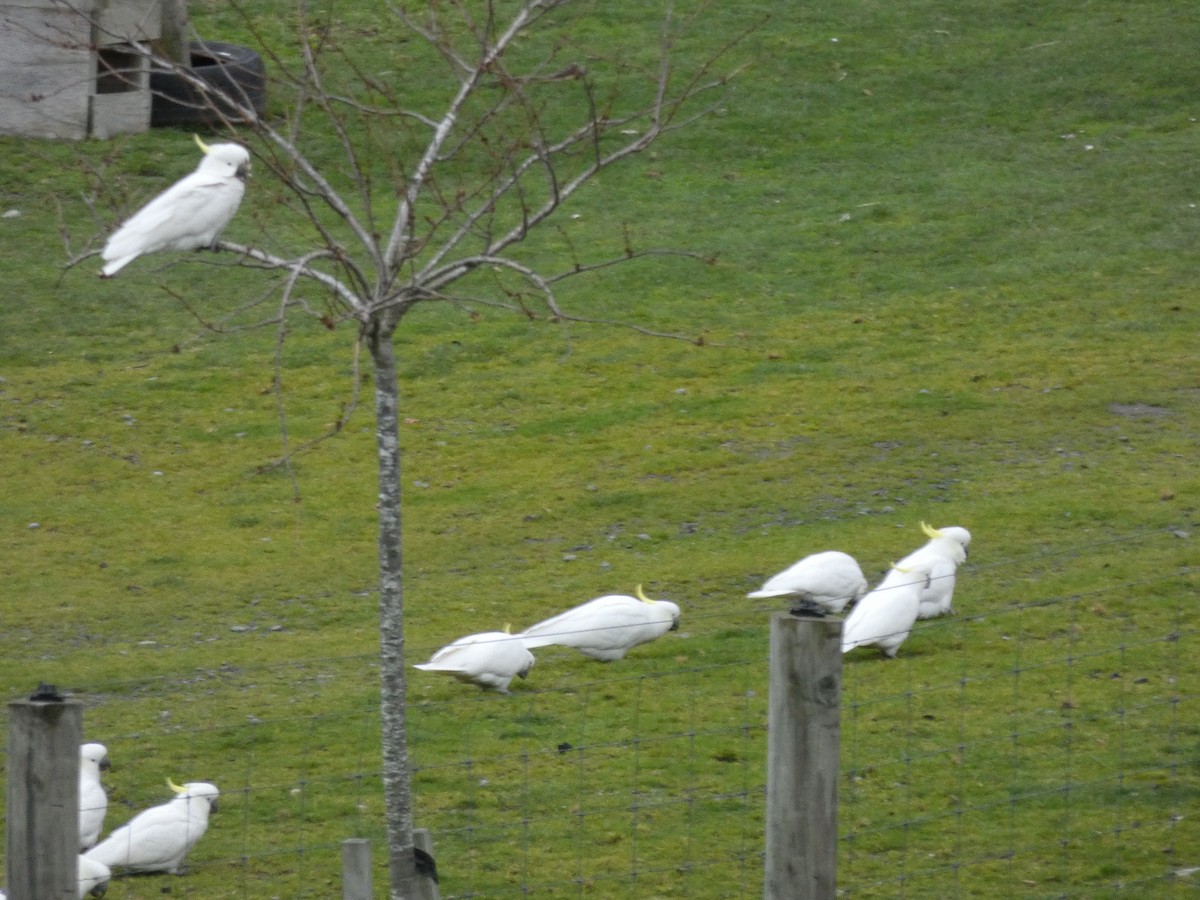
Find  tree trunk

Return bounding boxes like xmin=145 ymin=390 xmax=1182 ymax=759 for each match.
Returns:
xmin=367 ymin=315 xmax=419 ymax=899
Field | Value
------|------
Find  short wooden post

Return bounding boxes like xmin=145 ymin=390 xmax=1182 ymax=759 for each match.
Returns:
xmin=764 ymin=613 xmax=842 ymax=900
xmin=412 ymin=828 xmax=440 ymax=900
xmin=7 ymin=687 xmax=83 ymax=900
xmin=342 ymin=838 xmax=372 ymax=900
xmin=343 ymin=831 xmax=439 ymax=900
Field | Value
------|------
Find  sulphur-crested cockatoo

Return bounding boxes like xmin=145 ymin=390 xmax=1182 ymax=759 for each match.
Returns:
xmin=79 ymin=742 xmax=111 ymax=851
xmin=100 ymin=135 xmax=250 ymax=277
xmin=519 ymin=586 xmax=681 ymax=661
xmin=84 ymin=779 xmax=219 ymax=874
xmin=747 ymin=550 xmax=868 ymax=614
xmin=841 ymin=566 xmax=926 ymax=658
xmin=891 ymin=521 xmax=971 ymax=619
xmin=77 ymin=855 xmax=111 ymax=898
xmin=414 ymin=627 xmax=535 ymax=693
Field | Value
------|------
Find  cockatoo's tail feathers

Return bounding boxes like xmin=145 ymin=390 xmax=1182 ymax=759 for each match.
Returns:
xmin=194 ymin=133 xmax=212 ymax=154
xmin=635 ymin=584 xmax=653 ymax=604
xmin=167 ymin=777 xmax=188 ymax=794
xmin=920 ymin=521 xmax=942 ymax=539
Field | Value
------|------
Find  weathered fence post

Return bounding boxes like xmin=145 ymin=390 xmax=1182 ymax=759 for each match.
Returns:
xmin=342 ymin=838 xmax=373 ymax=900
xmin=412 ymin=828 xmax=440 ymax=900
xmin=343 ymin=830 xmax=438 ymax=900
xmin=764 ymin=613 xmax=842 ymax=900
xmin=6 ymin=685 xmax=83 ymax=900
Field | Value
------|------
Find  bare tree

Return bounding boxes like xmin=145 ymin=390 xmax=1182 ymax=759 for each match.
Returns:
xmin=100 ymin=1 xmax=746 ymax=895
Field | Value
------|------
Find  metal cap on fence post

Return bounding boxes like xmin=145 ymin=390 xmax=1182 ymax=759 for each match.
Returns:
xmin=6 ymin=684 xmax=84 ymax=900
xmin=764 ymin=612 xmax=842 ymax=900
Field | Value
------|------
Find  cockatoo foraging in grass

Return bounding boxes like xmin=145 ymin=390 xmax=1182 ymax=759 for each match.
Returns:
xmin=891 ymin=521 xmax=972 ymax=619
xmin=79 ymin=742 xmax=111 ymax=851
xmin=84 ymin=779 xmax=219 ymax=875
xmin=518 ymin=586 xmax=681 ymax=661
xmin=77 ymin=856 xmax=111 ymax=898
xmin=747 ymin=550 xmax=868 ymax=615
xmin=841 ymin=566 xmax=926 ymax=658
xmin=414 ymin=627 xmax=535 ymax=693
xmin=100 ymin=135 xmax=249 ymax=277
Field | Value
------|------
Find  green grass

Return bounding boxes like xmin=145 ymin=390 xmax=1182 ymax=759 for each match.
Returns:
xmin=2 ymin=0 xmax=1199 ymax=896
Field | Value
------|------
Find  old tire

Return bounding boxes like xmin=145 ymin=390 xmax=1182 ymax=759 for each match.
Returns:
xmin=151 ymin=41 xmax=267 ymax=127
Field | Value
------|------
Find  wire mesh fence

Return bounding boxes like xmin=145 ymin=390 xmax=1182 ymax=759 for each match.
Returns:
xmin=2 ymin=528 xmax=1196 ymax=897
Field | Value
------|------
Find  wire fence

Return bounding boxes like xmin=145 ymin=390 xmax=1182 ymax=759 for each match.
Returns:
xmin=2 ymin=528 xmax=1196 ymax=898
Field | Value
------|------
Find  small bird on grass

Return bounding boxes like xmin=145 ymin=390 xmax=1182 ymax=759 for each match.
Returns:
xmin=79 ymin=742 xmax=111 ymax=851
xmin=100 ymin=135 xmax=249 ymax=277
xmin=519 ymin=586 xmax=681 ymax=661
xmin=84 ymin=779 xmax=219 ymax=875
xmin=747 ymin=550 xmax=869 ymax=615
xmin=413 ymin=627 xmax=535 ymax=693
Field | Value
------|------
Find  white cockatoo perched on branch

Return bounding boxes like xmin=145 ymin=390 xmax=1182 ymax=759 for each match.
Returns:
xmin=100 ymin=135 xmax=250 ymax=277
xmin=891 ymin=521 xmax=972 ymax=619
xmin=79 ymin=742 xmax=111 ymax=851
xmin=747 ymin=550 xmax=868 ymax=615
xmin=518 ymin=586 xmax=681 ymax=661
xmin=841 ymin=566 xmax=926 ymax=658
xmin=84 ymin=779 xmax=219 ymax=875
xmin=414 ymin=626 xmax=535 ymax=693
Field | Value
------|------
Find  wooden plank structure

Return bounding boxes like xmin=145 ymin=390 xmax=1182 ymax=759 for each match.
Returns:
xmin=0 ymin=0 xmax=162 ymax=138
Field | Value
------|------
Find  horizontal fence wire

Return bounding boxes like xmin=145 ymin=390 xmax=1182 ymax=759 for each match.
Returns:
xmin=0 ymin=527 xmax=1195 ymax=898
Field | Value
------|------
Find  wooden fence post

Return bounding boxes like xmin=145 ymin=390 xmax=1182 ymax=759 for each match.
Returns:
xmin=6 ymin=686 xmax=83 ymax=900
xmin=343 ymin=830 xmax=438 ymax=900
xmin=413 ymin=828 xmax=440 ymax=900
xmin=764 ymin=613 xmax=842 ymax=900
xmin=342 ymin=838 xmax=372 ymax=900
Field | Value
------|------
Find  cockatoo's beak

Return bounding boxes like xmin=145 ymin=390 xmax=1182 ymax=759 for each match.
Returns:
xmin=100 ymin=757 xmax=112 ymax=771
xmin=193 ymin=133 xmax=212 ymax=154
xmin=635 ymin=584 xmax=654 ymax=604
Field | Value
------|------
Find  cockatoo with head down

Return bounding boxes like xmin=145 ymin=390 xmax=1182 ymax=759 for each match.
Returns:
xmin=518 ymin=586 xmax=681 ymax=661
xmin=83 ymin=779 xmax=219 ymax=875
xmin=891 ymin=521 xmax=971 ymax=619
xmin=413 ymin=626 xmax=535 ymax=693
xmin=79 ymin=742 xmax=111 ymax=851
xmin=100 ymin=135 xmax=249 ymax=277
xmin=0 ymin=858 xmax=111 ymax=899
xmin=841 ymin=565 xmax=926 ymax=658
xmin=747 ymin=550 xmax=868 ymax=615
xmin=76 ymin=856 xmax=111 ymax=898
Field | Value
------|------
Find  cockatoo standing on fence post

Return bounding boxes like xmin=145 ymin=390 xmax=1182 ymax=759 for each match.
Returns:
xmin=84 ymin=779 xmax=219 ymax=875
xmin=747 ymin=550 xmax=869 ymax=615
xmin=100 ymin=135 xmax=249 ymax=277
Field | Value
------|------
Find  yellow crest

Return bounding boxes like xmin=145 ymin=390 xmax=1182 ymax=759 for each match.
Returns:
xmin=635 ymin=584 xmax=654 ymax=604
xmin=920 ymin=521 xmax=942 ymax=539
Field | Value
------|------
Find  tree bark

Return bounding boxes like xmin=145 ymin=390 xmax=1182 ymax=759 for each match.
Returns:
xmin=367 ymin=315 xmax=419 ymax=899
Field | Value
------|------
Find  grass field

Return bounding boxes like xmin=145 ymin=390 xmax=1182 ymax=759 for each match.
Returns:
xmin=1 ymin=0 xmax=1198 ymax=896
